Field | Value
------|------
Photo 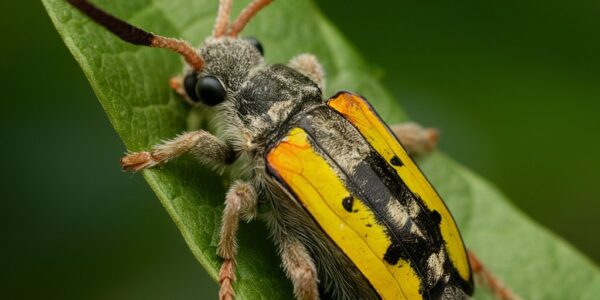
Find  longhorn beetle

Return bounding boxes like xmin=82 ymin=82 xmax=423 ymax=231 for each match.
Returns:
xmin=65 ymin=0 xmax=520 ymax=299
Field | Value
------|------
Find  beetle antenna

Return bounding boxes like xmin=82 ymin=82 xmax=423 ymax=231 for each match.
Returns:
xmin=213 ymin=0 xmax=233 ymax=37
xmin=66 ymin=0 xmax=204 ymax=71
xmin=228 ymin=0 xmax=273 ymax=37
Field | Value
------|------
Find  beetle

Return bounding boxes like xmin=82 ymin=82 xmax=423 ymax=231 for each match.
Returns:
xmin=65 ymin=0 xmax=520 ymax=299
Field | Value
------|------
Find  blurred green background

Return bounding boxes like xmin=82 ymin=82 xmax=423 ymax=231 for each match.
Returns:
xmin=2 ymin=0 xmax=599 ymax=298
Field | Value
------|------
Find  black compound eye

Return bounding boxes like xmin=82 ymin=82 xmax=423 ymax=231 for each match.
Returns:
xmin=245 ymin=37 xmax=264 ymax=56
xmin=183 ymin=72 xmax=200 ymax=102
xmin=195 ymin=76 xmax=226 ymax=106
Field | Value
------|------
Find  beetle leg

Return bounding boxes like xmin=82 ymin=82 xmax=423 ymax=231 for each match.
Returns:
xmin=390 ymin=122 xmax=439 ymax=156
xmin=468 ymin=251 xmax=522 ymax=300
xmin=218 ymin=181 xmax=258 ymax=300
xmin=120 ymin=130 xmax=234 ymax=172
xmin=279 ymin=237 xmax=319 ymax=300
xmin=288 ymin=54 xmax=325 ymax=92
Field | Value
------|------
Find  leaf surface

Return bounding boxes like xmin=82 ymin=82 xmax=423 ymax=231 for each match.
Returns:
xmin=43 ymin=0 xmax=600 ymax=298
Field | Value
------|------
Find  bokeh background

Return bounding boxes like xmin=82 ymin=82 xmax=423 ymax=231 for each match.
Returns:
xmin=2 ymin=0 xmax=599 ymax=298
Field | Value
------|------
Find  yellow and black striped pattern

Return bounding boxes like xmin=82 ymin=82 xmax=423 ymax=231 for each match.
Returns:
xmin=328 ymin=92 xmax=472 ymax=284
xmin=267 ymin=128 xmax=422 ymax=299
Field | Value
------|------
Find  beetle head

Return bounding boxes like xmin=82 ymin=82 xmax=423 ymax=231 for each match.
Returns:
xmin=182 ymin=37 xmax=264 ymax=107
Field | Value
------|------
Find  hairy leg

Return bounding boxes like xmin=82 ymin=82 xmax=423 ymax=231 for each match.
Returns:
xmin=120 ymin=130 xmax=234 ymax=171
xmin=218 ymin=181 xmax=258 ymax=300
xmin=279 ymin=237 xmax=319 ymax=300
xmin=390 ymin=122 xmax=439 ymax=156
xmin=288 ymin=54 xmax=325 ymax=92
xmin=468 ymin=251 xmax=522 ymax=300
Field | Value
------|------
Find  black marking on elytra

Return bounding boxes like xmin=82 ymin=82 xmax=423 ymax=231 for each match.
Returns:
xmin=383 ymin=244 xmax=403 ymax=265
xmin=319 ymin=123 xmax=471 ymax=297
xmin=390 ymin=155 xmax=403 ymax=166
xmin=342 ymin=196 xmax=354 ymax=212
xmin=360 ymin=151 xmax=468 ymax=299
xmin=366 ymin=224 xmax=373 ymax=227
xmin=68 ymin=0 xmax=154 ymax=46
xmin=430 ymin=209 xmax=442 ymax=226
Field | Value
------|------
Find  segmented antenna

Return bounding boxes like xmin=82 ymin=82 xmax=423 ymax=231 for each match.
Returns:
xmin=213 ymin=0 xmax=233 ymax=37
xmin=228 ymin=0 xmax=273 ymax=37
xmin=66 ymin=0 xmax=204 ymax=71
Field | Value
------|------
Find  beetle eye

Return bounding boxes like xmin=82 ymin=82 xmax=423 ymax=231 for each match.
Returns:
xmin=183 ymin=72 xmax=200 ymax=102
xmin=245 ymin=37 xmax=264 ymax=56
xmin=195 ymin=76 xmax=226 ymax=106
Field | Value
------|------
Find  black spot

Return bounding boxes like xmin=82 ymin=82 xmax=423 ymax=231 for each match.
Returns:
xmin=366 ymin=224 xmax=373 ymax=227
xmin=430 ymin=210 xmax=442 ymax=225
xmin=353 ymin=209 xmax=359 ymax=213
xmin=342 ymin=196 xmax=354 ymax=212
xmin=390 ymin=155 xmax=403 ymax=166
xmin=383 ymin=243 xmax=403 ymax=265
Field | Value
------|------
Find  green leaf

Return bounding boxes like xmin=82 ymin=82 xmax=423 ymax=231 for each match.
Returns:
xmin=43 ymin=0 xmax=600 ymax=299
